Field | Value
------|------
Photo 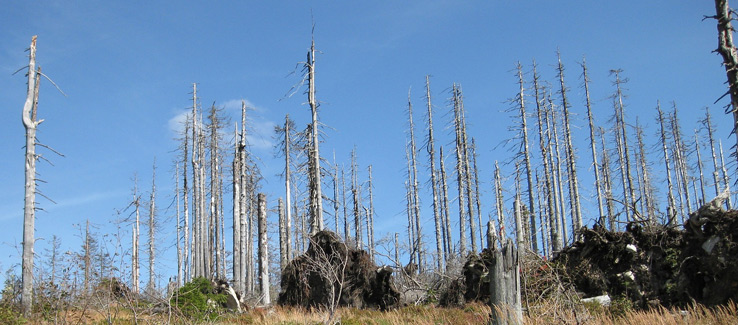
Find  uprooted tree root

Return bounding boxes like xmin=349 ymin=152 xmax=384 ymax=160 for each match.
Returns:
xmin=278 ymin=230 xmax=400 ymax=311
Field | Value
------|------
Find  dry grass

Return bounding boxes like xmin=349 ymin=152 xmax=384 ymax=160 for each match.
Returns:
xmin=17 ymin=300 xmax=738 ymax=324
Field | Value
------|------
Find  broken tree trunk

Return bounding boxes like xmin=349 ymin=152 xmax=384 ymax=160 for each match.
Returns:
xmin=21 ymin=35 xmax=39 ymax=316
xmin=258 ymin=193 xmax=270 ymax=304
xmin=489 ymin=238 xmax=522 ymax=325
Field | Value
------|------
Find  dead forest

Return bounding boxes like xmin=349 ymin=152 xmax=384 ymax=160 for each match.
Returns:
xmin=7 ymin=2 xmax=738 ymax=324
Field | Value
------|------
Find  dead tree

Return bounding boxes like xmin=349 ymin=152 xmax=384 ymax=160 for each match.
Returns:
xmin=176 ymin=163 xmax=183 ymax=286
xmin=257 ymin=193 xmax=270 ymax=304
xmin=367 ymin=165 xmax=376 ymax=262
xmin=635 ymin=121 xmax=657 ymax=221
xmin=711 ymin=0 xmax=738 ymax=162
xmin=532 ymin=63 xmax=558 ymax=252
xmin=439 ymin=147 xmax=454 ymax=262
xmin=20 ymin=35 xmax=40 ymax=316
xmin=611 ymin=69 xmax=636 ymax=223
xmin=233 ymin=123 xmax=242 ymax=292
xmin=471 ymin=139 xmax=484 ymax=251
xmin=182 ymin=117 xmax=190 ymax=282
xmin=494 ymin=161 xmax=506 ymax=240
xmin=670 ymin=103 xmax=692 ymax=219
xmin=657 ymin=104 xmax=678 ymax=225
xmin=599 ymin=128 xmax=616 ymax=230
xmin=453 ymin=84 xmax=469 ymax=257
xmin=702 ymin=107 xmax=722 ymax=198
xmin=406 ymin=90 xmax=423 ymax=267
xmin=515 ymin=63 xmax=538 ymax=253
xmin=351 ymin=149 xmax=363 ymax=250
xmin=719 ymin=140 xmax=733 ymax=209
xmin=489 ymin=239 xmax=522 ymax=325
xmin=581 ymin=59 xmax=605 ymax=223
xmin=132 ymin=180 xmax=141 ymax=294
xmin=424 ymin=75 xmax=444 ymax=271
xmin=147 ymin=160 xmax=157 ymax=293
xmin=306 ymin=33 xmax=324 ymax=234
xmin=556 ymin=52 xmax=582 ymax=237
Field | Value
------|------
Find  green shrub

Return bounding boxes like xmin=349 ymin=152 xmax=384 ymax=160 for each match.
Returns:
xmin=170 ymin=277 xmax=229 ymax=321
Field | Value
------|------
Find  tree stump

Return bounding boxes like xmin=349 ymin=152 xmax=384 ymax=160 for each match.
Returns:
xmin=489 ymin=238 xmax=522 ymax=325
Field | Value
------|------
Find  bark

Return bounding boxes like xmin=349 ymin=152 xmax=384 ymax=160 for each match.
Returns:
xmin=284 ymin=115 xmax=293 ymax=261
xmin=581 ymin=59 xmax=605 ymax=223
xmin=494 ymin=161 xmax=505 ymax=241
xmin=471 ymin=139 xmax=484 ymax=251
xmin=176 ymin=164 xmax=182 ymax=287
xmin=453 ymin=84 xmax=468 ymax=257
xmin=257 ymin=193 xmax=270 ymax=304
xmin=84 ymin=220 xmax=91 ymax=293
xmin=703 ymin=108 xmax=722 ymax=198
xmin=599 ymin=128 xmax=616 ymax=230
xmin=148 ymin=160 xmax=157 ymax=292
xmin=279 ymin=198 xmax=287 ymax=271
xmin=21 ymin=36 xmax=39 ymax=316
xmin=635 ymin=122 xmax=656 ymax=221
xmin=425 ymin=75 xmax=444 ymax=271
xmin=671 ymin=104 xmax=692 ymax=220
xmin=612 ymin=70 xmax=636 ymax=222
xmin=657 ymin=104 xmax=678 ymax=225
xmin=533 ymin=64 xmax=558 ymax=253
xmin=351 ymin=149 xmax=362 ymax=249
xmin=712 ymin=0 xmax=738 ymax=161
xmin=556 ymin=52 xmax=582 ymax=238
xmin=307 ymin=36 xmax=324 ymax=234
xmin=233 ymin=123 xmax=242 ymax=291
xmin=367 ymin=165 xmax=376 ymax=262
xmin=406 ymin=90 xmax=423 ymax=266
xmin=516 ymin=63 xmax=538 ymax=253
xmin=547 ymin=96 xmax=564 ymax=251
xmin=719 ymin=140 xmax=733 ymax=209
xmin=439 ymin=147 xmax=454 ymax=264
xmin=695 ymin=133 xmax=707 ymax=206
xmin=489 ymin=239 xmax=522 ymax=325
xmin=133 ymin=183 xmax=141 ymax=294
xmin=183 ymin=118 xmax=190 ymax=282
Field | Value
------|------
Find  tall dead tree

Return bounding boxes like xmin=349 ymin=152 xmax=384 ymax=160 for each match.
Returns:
xmin=702 ymin=108 xmax=722 ymax=198
xmin=233 ymin=121 xmax=242 ymax=292
xmin=471 ymin=139 xmax=484 ymax=251
xmin=635 ymin=121 xmax=657 ymax=221
xmin=132 ymin=179 xmax=141 ymax=294
xmin=515 ymin=63 xmax=538 ymax=253
xmin=532 ymin=63 xmax=558 ymax=253
xmin=351 ymin=149 xmax=363 ymax=250
xmin=148 ymin=159 xmax=157 ymax=293
xmin=556 ymin=52 xmax=582 ymax=237
xmin=407 ymin=91 xmax=423 ymax=267
xmin=712 ymin=0 xmax=738 ymax=161
xmin=182 ymin=117 xmax=190 ymax=282
xmin=20 ymin=35 xmax=40 ymax=316
xmin=176 ymin=164 xmax=182 ymax=286
xmin=611 ymin=69 xmax=636 ymax=223
xmin=452 ymin=84 xmax=469 ymax=256
xmin=257 ymin=193 xmax=270 ymax=304
xmin=670 ymin=103 xmax=692 ymax=219
xmin=657 ymin=104 xmax=678 ymax=225
xmin=719 ymin=140 xmax=733 ymax=209
xmin=424 ymin=76 xmax=444 ymax=271
xmin=581 ymin=59 xmax=605 ymax=222
xmin=439 ymin=147 xmax=454 ymax=262
xmin=599 ymin=128 xmax=616 ymax=230
xmin=494 ymin=161 xmax=505 ymax=239
xmin=306 ymin=33 xmax=324 ymax=234
xmin=367 ymin=165 xmax=376 ymax=262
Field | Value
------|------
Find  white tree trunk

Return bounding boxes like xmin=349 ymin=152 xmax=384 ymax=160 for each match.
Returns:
xmin=21 ymin=35 xmax=39 ymax=316
xmin=257 ymin=193 xmax=270 ymax=305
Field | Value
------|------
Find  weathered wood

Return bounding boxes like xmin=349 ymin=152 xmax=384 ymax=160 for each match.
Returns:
xmin=21 ymin=35 xmax=39 ymax=316
xmin=489 ymin=239 xmax=522 ymax=325
xmin=258 ymin=193 xmax=270 ymax=304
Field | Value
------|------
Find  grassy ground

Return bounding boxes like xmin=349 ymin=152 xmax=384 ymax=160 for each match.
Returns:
xmin=6 ymin=300 xmax=738 ymax=324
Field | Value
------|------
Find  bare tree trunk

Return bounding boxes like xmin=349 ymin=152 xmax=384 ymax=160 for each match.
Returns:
xmin=657 ymin=104 xmax=678 ymax=225
xmin=533 ymin=64 xmax=558 ymax=252
xmin=132 ymin=179 xmax=140 ymax=294
xmin=306 ymin=36 xmax=324 ymax=234
xmin=406 ymin=91 xmax=424 ymax=268
xmin=183 ymin=119 xmax=190 ymax=282
xmin=703 ymin=108 xmax=722 ymax=198
xmin=284 ymin=115 xmax=293 ymax=261
xmin=581 ymin=59 xmax=605 ymax=223
xmin=712 ymin=0 xmax=738 ymax=162
xmin=547 ymin=97 xmax=564 ymax=251
xmin=279 ymin=198 xmax=287 ymax=272
xmin=600 ymin=128 xmax=616 ymax=230
xmin=176 ymin=164 xmax=182 ymax=287
xmin=471 ymin=139 xmax=484 ymax=251
xmin=351 ymin=149 xmax=362 ymax=250
xmin=671 ymin=104 xmax=692 ymax=220
xmin=719 ymin=140 xmax=733 ymax=209
xmin=148 ymin=160 xmax=157 ymax=292
xmin=635 ymin=122 xmax=656 ymax=221
xmin=367 ymin=165 xmax=376 ymax=262
xmin=341 ymin=167 xmax=349 ymax=241
xmin=425 ymin=76 xmax=444 ymax=271
xmin=84 ymin=220 xmax=91 ymax=294
xmin=516 ymin=63 xmax=538 ymax=253
xmin=453 ymin=84 xmax=468 ymax=257
xmin=440 ymin=147 xmax=454 ymax=264
xmin=461 ymin=104 xmax=478 ymax=254
xmin=233 ymin=123 xmax=242 ymax=290
xmin=612 ymin=70 xmax=636 ymax=222
xmin=695 ymin=133 xmax=707 ymax=206
xmin=556 ymin=52 xmax=582 ymax=238
xmin=489 ymin=239 xmax=522 ymax=325
xmin=257 ymin=193 xmax=270 ymax=304
xmin=494 ymin=161 xmax=505 ymax=240
xmin=21 ymin=36 xmax=39 ymax=316
xmin=190 ymin=84 xmax=201 ymax=278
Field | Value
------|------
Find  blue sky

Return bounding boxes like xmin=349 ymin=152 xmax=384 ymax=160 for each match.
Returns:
xmin=0 ymin=1 xmax=733 ymax=287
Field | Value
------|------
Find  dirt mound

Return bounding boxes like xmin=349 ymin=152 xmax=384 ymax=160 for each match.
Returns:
xmin=278 ymin=230 xmax=400 ymax=310
xmin=439 ymin=249 xmax=497 ymax=306
xmin=555 ymin=205 xmax=738 ymax=308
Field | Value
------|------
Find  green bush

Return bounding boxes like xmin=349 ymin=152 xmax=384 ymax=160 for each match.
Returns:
xmin=170 ymin=277 xmax=229 ymax=321
xmin=0 ymin=304 xmax=25 ymax=325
